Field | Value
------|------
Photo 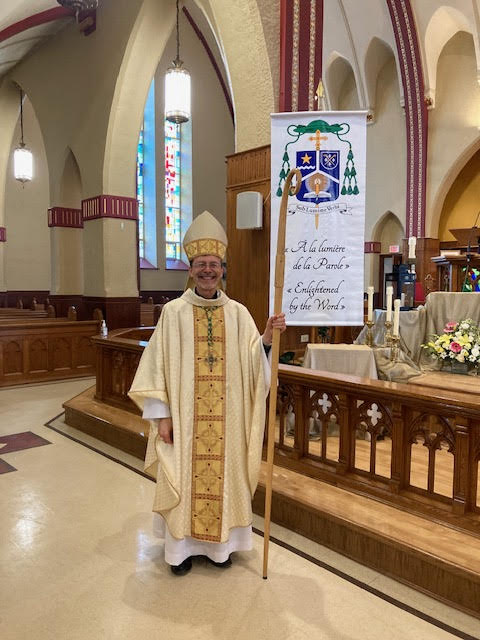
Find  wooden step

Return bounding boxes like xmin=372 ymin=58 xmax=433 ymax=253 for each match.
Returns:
xmin=254 ymin=466 xmax=480 ymax=618
xmin=64 ymin=385 xmax=480 ymax=619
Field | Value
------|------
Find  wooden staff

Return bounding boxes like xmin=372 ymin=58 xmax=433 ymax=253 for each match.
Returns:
xmin=263 ymin=168 xmax=301 ymax=579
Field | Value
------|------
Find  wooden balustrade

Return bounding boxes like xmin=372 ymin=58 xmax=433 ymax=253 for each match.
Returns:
xmin=275 ymin=365 xmax=480 ymax=520
xmin=90 ymin=329 xmax=480 ymax=528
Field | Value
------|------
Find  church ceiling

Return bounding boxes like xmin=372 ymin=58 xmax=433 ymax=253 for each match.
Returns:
xmin=0 ymin=1 xmax=69 ymax=78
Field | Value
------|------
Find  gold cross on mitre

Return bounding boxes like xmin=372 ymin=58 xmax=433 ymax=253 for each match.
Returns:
xmin=309 ymin=129 xmax=327 ymax=150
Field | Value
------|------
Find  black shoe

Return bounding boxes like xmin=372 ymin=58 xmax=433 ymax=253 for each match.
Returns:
xmin=207 ymin=555 xmax=232 ymax=569
xmin=170 ymin=557 xmax=192 ymax=576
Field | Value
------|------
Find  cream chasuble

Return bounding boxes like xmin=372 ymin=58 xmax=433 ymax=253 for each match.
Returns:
xmin=129 ymin=289 xmax=268 ymax=544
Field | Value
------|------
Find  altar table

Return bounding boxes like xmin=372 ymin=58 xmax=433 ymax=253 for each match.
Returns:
xmin=303 ymin=343 xmax=378 ymax=380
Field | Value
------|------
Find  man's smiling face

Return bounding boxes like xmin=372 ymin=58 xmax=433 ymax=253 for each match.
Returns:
xmin=189 ymin=255 xmax=223 ymax=298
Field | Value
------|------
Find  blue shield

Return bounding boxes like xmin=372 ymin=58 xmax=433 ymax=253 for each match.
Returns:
xmin=295 ymin=150 xmax=340 ymax=203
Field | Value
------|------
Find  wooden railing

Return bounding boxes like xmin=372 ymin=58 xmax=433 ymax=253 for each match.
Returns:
xmin=90 ymin=328 xmax=480 ymax=525
xmin=275 ymin=365 xmax=480 ymax=519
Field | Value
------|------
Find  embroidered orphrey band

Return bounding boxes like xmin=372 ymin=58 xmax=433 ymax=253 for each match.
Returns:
xmin=191 ymin=305 xmax=226 ymax=541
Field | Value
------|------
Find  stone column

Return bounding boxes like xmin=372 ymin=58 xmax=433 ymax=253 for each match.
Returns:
xmin=0 ymin=227 xmax=6 ymax=306
xmin=48 ymin=207 xmax=85 ymax=318
xmin=82 ymin=194 xmax=140 ymax=329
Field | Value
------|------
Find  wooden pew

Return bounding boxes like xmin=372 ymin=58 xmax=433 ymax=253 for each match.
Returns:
xmin=0 ymin=308 xmax=49 ymax=318
xmin=140 ymin=303 xmax=154 ymax=326
xmin=0 ymin=317 xmax=99 ymax=387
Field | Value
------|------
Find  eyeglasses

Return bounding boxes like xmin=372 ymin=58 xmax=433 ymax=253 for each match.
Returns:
xmin=192 ymin=261 xmax=222 ymax=270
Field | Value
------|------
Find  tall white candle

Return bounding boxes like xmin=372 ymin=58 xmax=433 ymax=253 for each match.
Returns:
xmin=408 ymin=236 xmax=416 ymax=260
xmin=367 ymin=286 xmax=374 ymax=322
xmin=386 ymin=286 xmax=393 ymax=322
xmin=393 ymin=299 xmax=401 ymax=336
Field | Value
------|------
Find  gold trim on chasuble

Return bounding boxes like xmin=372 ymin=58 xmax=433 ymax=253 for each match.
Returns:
xmin=191 ymin=305 xmax=226 ymax=541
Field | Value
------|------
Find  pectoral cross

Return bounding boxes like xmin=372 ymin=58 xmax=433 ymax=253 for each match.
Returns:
xmin=205 ymin=353 xmax=217 ymax=371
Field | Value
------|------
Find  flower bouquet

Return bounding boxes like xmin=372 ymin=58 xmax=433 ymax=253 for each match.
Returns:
xmin=422 ymin=318 xmax=480 ymax=373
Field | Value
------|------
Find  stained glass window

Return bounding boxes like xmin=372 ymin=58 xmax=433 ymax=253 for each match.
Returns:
xmin=137 ymin=80 xmax=156 ymax=267
xmin=165 ymin=120 xmax=182 ymax=260
xmin=462 ymin=267 xmax=480 ymax=292
xmin=137 ymin=126 xmax=145 ymax=258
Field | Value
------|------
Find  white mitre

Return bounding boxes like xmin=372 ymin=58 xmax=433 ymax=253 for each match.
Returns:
xmin=183 ymin=211 xmax=227 ymax=290
xmin=183 ymin=210 xmax=227 ymax=261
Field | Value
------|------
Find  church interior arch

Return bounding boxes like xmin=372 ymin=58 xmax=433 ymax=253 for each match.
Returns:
xmin=324 ymin=54 xmax=360 ymax=111
xmin=368 ymin=210 xmax=404 ymax=297
xmin=423 ymin=5 xmax=472 ymax=106
xmin=426 ymin=30 xmax=480 ymax=237
xmin=364 ymin=44 xmax=406 ymax=244
xmin=4 ymin=90 xmax=50 ymax=292
xmin=437 ymin=147 xmax=480 ymax=243
xmin=131 ymin=1 xmax=235 ymax=294
xmin=363 ymin=37 xmax=398 ymax=116
xmin=59 ymin=148 xmax=82 ymax=209
xmin=49 ymin=148 xmax=84 ymax=297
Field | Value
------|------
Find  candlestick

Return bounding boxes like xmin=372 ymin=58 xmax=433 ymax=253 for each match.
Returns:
xmin=393 ymin=298 xmax=401 ymax=336
xmin=365 ymin=320 xmax=375 ymax=347
xmin=386 ymin=286 xmax=393 ymax=322
xmin=384 ymin=320 xmax=393 ymax=347
xmin=367 ymin=286 xmax=374 ymax=322
xmin=390 ymin=334 xmax=400 ymax=362
xmin=408 ymin=236 xmax=416 ymax=260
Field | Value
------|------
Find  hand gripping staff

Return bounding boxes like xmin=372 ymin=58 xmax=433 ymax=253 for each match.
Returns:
xmin=263 ymin=168 xmax=301 ymax=579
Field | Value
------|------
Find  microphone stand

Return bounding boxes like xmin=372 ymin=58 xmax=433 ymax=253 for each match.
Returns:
xmin=461 ymin=211 xmax=480 ymax=291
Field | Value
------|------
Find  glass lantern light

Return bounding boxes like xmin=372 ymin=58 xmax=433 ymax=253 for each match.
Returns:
xmin=14 ymin=89 xmax=33 ymax=184
xmin=165 ymin=0 xmax=191 ymax=124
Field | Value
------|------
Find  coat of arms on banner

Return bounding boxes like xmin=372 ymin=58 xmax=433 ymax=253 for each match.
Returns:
xmin=296 ymin=149 xmax=340 ymax=203
xmin=270 ymin=111 xmax=367 ymax=327
xmin=276 ymin=118 xmax=360 ymax=201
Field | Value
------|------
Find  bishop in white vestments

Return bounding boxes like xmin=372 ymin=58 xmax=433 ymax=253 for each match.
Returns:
xmin=129 ymin=211 xmax=285 ymax=575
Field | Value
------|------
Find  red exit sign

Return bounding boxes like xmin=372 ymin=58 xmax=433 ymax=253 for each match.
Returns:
xmin=389 ymin=244 xmax=400 ymax=253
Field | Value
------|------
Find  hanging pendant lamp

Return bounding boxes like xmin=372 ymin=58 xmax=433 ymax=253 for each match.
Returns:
xmin=165 ymin=0 xmax=191 ymax=124
xmin=13 ymin=89 xmax=33 ymax=184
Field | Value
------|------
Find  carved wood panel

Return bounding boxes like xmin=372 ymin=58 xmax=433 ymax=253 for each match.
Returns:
xmin=3 ymin=340 xmax=22 ymax=375
xmin=52 ymin=337 xmax=72 ymax=371
xmin=0 ymin=321 xmax=98 ymax=386
xmin=29 ymin=339 xmax=48 ymax=372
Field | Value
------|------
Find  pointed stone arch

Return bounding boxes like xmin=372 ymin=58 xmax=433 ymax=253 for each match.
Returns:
xmin=372 ymin=210 xmax=404 ymax=250
xmin=0 ymin=80 xmax=21 ymax=243
xmin=324 ymin=53 xmax=360 ymax=110
xmin=103 ymin=0 xmax=273 ymax=194
xmin=364 ymin=37 xmax=400 ymax=117
xmin=434 ymin=144 xmax=480 ymax=242
xmin=58 ymin=148 xmax=83 ymax=209
xmin=424 ymin=6 xmax=472 ymax=107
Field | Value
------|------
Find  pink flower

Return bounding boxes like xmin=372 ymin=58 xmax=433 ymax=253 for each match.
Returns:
xmin=450 ymin=342 xmax=462 ymax=353
xmin=444 ymin=321 xmax=457 ymax=333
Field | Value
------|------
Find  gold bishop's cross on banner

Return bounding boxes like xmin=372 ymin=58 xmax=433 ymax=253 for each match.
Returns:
xmin=309 ymin=129 xmax=327 ymax=150
xmin=307 ymin=129 xmax=328 ymax=229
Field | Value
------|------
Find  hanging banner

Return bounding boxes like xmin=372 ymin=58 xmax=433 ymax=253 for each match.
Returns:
xmin=270 ymin=111 xmax=367 ymax=326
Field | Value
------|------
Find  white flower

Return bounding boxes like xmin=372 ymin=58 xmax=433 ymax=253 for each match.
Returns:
xmin=460 ymin=321 xmax=470 ymax=330
xmin=456 ymin=353 xmax=465 ymax=362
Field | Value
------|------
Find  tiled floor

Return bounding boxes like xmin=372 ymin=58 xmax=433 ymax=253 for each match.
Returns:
xmin=0 ymin=378 xmax=479 ymax=640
